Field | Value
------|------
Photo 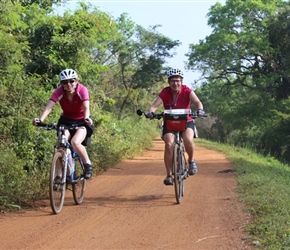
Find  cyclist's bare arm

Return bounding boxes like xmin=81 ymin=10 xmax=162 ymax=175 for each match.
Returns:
xmin=40 ymin=100 xmax=55 ymax=121
xmin=82 ymin=100 xmax=90 ymax=119
xmin=189 ymin=91 xmax=203 ymax=110
xmin=32 ymin=100 xmax=55 ymax=126
xmin=149 ymin=96 xmax=163 ymax=113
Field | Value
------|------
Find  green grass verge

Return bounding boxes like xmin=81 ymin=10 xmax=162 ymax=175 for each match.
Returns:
xmin=196 ymin=139 xmax=290 ymax=249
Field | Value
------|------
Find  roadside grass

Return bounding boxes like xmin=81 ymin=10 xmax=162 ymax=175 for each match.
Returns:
xmin=196 ymin=139 xmax=290 ymax=249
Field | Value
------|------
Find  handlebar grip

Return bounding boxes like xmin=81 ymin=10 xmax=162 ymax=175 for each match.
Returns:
xmin=36 ymin=122 xmax=57 ymax=130
xmin=36 ymin=121 xmax=46 ymax=127
xmin=190 ymin=113 xmax=208 ymax=118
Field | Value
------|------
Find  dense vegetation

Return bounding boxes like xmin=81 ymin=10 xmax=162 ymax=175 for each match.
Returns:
xmin=189 ymin=0 xmax=290 ymax=163
xmin=1 ymin=0 xmax=290 ymax=247
xmin=0 ymin=0 xmax=181 ymax=208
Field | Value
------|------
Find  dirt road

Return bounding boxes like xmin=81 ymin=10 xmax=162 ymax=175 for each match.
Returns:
xmin=0 ymin=138 xmax=251 ymax=249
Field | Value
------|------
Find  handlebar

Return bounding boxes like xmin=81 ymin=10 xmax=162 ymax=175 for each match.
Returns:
xmin=136 ymin=110 xmax=163 ymax=119
xmin=136 ymin=109 xmax=208 ymax=119
xmin=36 ymin=121 xmax=82 ymax=131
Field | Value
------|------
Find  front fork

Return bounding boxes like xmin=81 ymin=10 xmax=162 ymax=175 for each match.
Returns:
xmin=54 ymin=146 xmax=69 ymax=185
xmin=176 ymin=141 xmax=188 ymax=180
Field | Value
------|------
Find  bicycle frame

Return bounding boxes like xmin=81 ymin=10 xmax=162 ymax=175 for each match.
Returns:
xmin=37 ymin=122 xmax=87 ymax=214
xmin=56 ymin=128 xmax=84 ymax=184
xmin=172 ymin=132 xmax=188 ymax=175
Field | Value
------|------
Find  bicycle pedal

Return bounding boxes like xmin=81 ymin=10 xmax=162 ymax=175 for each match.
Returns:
xmin=54 ymin=184 xmax=65 ymax=192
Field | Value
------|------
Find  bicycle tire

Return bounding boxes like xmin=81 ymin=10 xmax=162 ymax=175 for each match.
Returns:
xmin=173 ymin=143 xmax=183 ymax=204
xmin=72 ymin=158 xmax=86 ymax=205
xmin=49 ymin=151 xmax=66 ymax=214
xmin=179 ymin=144 xmax=186 ymax=197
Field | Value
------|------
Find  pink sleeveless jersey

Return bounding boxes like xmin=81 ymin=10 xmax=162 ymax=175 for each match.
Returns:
xmin=50 ymin=83 xmax=89 ymax=120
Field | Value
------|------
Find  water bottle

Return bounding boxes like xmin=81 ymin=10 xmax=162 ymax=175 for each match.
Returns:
xmin=61 ymin=134 xmax=66 ymax=146
xmin=67 ymin=149 xmax=74 ymax=176
xmin=70 ymin=158 xmax=75 ymax=179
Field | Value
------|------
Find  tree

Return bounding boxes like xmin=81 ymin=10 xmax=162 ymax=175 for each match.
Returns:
xmin=267 ymin=4 xmax=290 ymax=99
xmin=100 ymin=13 xmax=180 ymax=118
xmin=186 ymin=0 xmax=287 ymax=99
xmin=24 ymin=3 xmax=115 ymax=87
xmin=186 ymin=0 xmax=290 ymax=163
xmin=13 ymin=0 xmax=62 ymax=9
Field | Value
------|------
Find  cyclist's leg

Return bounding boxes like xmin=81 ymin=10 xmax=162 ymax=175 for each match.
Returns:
xmin=181 ymin=121 xmax=195 ymax=162
xmin=182 ymin=121 xmax=197 ymax=175
xmin=70 ymin=127 xmax=89 ymax=161
xmin=70 ymin=127 xmax=93 ymax=179
xmin=163 ymin=132 xmax=175 ymax=176
xmin=163 ymin=128 xmax=175 ymax=185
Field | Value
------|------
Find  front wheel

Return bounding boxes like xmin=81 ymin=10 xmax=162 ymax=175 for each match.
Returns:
xmin=49 ymin=150 xmax=66 ymax=214
xmin=72 ymin=158 xmax=86 ymax=205
xmin=173 ymin=144 xmax=184 ymax=204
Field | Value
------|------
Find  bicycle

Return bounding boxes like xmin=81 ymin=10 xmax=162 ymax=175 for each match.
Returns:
xmin=36 ymin=122 xmax=86 ymax=214
xmin=137 ymin=109 xmax=207 ymax=204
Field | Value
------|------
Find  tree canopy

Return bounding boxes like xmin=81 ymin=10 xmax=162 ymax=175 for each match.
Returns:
xmin=186 ymin=0 xmax=290 ymax=162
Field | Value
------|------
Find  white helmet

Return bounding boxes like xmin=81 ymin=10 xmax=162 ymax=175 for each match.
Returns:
xmin=59 ymin=69 xmax=78 ymax=81
xmin=167 ymin=68 xmax=184 ymax=79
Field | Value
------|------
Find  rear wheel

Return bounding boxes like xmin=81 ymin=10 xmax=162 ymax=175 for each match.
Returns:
xmin=173 ymin=144 xmax=183 ymax=204
xmin=72 ymin=158 xmax=86 ymax=204
xmin=49 ymin=150 xmax=66 ymax=214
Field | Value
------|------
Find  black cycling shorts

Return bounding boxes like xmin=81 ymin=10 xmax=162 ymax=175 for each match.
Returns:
xmin=57 ymin=116 xmax=94 ymax=138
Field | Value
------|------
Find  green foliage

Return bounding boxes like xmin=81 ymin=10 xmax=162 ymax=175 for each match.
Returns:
xmin=186 ymin=0 xmax=288 ymax=98
xmin=24 ymin=3 xmax=113 ymax=83
xmin=0 ymin=1 xmax=28 ymax=78
xmin=0 ymin=142 xmax=49 ymax=210
xmin=17 ymin=0 xmax=62 ymax=9
xmin=191 ymin=0 xmax=290 ymax=164
xmin=89 ymin=112 xmax=160 ymax=172
xmin=97 ymin=14 xmax=180 ymax=117
xmin=0 ymin=1 xmax=175 ymax=210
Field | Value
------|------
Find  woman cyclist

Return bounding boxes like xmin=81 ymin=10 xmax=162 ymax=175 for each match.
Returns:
xmin=33 ymin=69 xmax=94 ymax=179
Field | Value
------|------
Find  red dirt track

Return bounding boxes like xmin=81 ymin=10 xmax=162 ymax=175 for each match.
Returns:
xmin=0 ymin=138 xmax=251 ymax=249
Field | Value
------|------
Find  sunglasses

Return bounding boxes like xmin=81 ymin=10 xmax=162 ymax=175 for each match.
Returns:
xmin=61 ymin=79 xmax=76 ymax=85
xmin=169 ymin=79 xmax=181 ymax=83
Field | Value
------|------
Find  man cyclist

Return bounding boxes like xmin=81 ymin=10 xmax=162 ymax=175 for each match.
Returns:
xmin=147 ymin=68 xmax=205 ymax=185
xmin=33 ymin=69 xmax=94 ymax=179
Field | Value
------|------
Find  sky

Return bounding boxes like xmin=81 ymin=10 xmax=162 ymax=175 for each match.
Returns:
xmin=56 ymin=0 xmax=225 ymax=87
